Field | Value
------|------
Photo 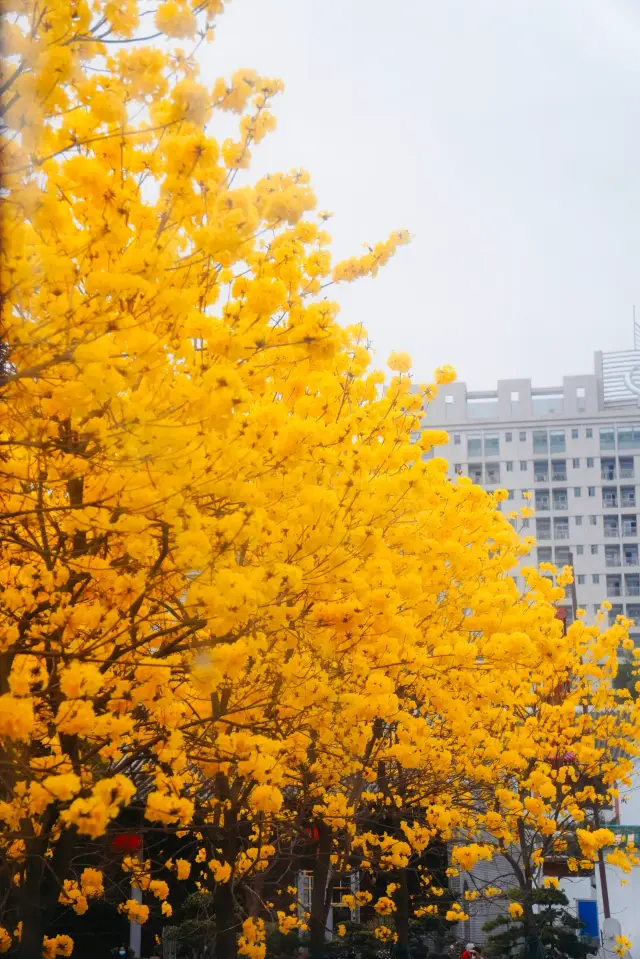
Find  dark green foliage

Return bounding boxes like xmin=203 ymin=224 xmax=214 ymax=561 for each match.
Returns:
xmin=483 ymin=887 xmax=598 ymax=959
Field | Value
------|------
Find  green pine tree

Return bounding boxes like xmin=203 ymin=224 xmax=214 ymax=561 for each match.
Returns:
xmin=483 ymin=887 xmax=598 ymax=959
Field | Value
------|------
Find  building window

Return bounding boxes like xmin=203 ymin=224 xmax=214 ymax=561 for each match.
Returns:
xmin=519 ymin=430 xmax=526 ymax=441
xmin=550 ymin=429 xmax=566 ymax=453
xmin=604 ymin=516 xmax=619 ymax=537
xmin=621 ymin=487 xmax=636 ymax=508
xmin=534 ymin=461 xmax=549 ymax=482
xmin=533 ymin=430 xmax=548 ymax=454
xmin=587 ymin=457 xmax=594 ymax=467
xmin=589 ymin=515 xmax=597 ymax=526
xmin=588 ymin=487 xmax=595 ymax=497
xmin=535 ymin=489 xmax=550 ymax=510
xmin=551 ymin=460 xmax=567 ymax=482
xmin=625 ymin=574 xmax=640 ymax=597
xmin=506 ymin=461 xmax=513 ymax=472
xmin=603 ymin=487 xmax=618 ymax=509
xmin=572 ymin=428 xmax=579 ymax=439
xmin=575 ymin=516 xmax=583 ymax=525
xmin=577 ymin=387 xmax=586 ymax=412
xmin=605 ymin=545 xmax=621 ymax=567
xmin=592 ymin=573 xmax=600 ymax=584
xmin=537 ymin=547 xmax=553 ymax=563
xmin=536 ymin=518 xmax=552 ymax=540
xmin=619 ymin=457 xmax=635 ymax=479
xmin=591 ymin=544 xmax=599 ymax=555
xmin=508 ymin=490 xmax=515 ymax=500
xmin=576 ymin=545 xmax=584 ymax=555
xmin=553 ymin=489 xmax=568 ymax=510
xmin=484 ymin=434 xmax=500 ymax=456
xmin=467 ymin=435 xmax=482 ymax=457
xmin=618 ymin=426 xmax=640 ymax=450
xmin=577 ymin=574 xmax=585 ymax=585
xmin=485 ymin=463 xmax=500 ymax=484
xmin=505 ymin=431 xmax=512 ymax=442
xmin=624 ymin=544 xmax=639 ymax=566
xmin=600 ymin=427 xmax=615 ymax=451
xmin=553 ymin=517 xmax=569 ymax=539
xmin=454 ymin=434 xmax=461 ymax=445
xmin=622 ymin=514 xmax=638 ymax=537
xmin=520 ymin=460 xmax=527 ymax=470
xmin=601 ymin=457 xmax=616 ymax=481
xmin=574 ymin=487 xmax=581 ymax=497
xmin=586 ymin=428 xmax=593 ymax=438
xmin=606 ymin=574 xmax=622 ymax=597
xmin=469 ymin=464 xmax=483 ymax=484
xmin=572 ymin=458 xmax=580 ymax=468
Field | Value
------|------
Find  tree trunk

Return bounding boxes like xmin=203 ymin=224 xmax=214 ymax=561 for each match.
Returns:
xmin=215 ymin=877 xmax=238 ymax=959
xmin=214 ymin=796 xmax=239 ymax=959
xmin=309 ymin=822 xmax=332 ymax=959
xmin=394 ymin=867 xmax=410 ymax=959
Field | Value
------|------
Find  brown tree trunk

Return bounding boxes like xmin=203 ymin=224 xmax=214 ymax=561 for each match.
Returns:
xmin=309 ymin=822 xmax=332 ymax=959
xmin=394 ymin=867 xmax=410 ymax=959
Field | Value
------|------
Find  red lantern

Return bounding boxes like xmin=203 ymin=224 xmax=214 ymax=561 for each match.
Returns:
xmin=305 ymin=825 xmax=320 ymax=842
xmin=111 ymin=833 xmax=142 ymax=855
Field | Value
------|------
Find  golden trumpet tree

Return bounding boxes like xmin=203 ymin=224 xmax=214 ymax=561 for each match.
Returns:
xmin=1 ymin=0 xmax=639 ymax=957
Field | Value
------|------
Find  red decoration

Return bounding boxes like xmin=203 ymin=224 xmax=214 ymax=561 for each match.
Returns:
xmin=305 ymin=826 xmax=320 ymax=842
xmin=112 ymin=833 xmax=142 ymax=854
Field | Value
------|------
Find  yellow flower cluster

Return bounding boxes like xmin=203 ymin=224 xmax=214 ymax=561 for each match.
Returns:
xmin=1 ymin=0 xmax=639 ymax=949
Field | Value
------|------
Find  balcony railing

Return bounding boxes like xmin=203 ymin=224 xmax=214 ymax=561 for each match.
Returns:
xmin=622 ymin=524 xmax=638 ymax=537
xmin=626 ymin=585 xmax=640 ymax=596
xmin=551 ymin=473 xmax=567 ymax=482
xmin=554 ymin=529 xmax=570 ymax=540
xmin=622 ymin=497 xmax=636 ymax=508
xmin=537 ymin=530 xmax=552 ymax=540
xmin=620 ymin=468 xmax=635 ymax=479
xmin=605 ymin=556 xmax=621 ymax=568
xmin=536 ymin=500 xmax=550 ymax=510
xmin=602 ymin=470 xmax=616 ymax=480
xmin=624 ymin=556 xmax=639 ymax=567
xmin=603 ymin=497 xmax=618 ymax=508
xmin=604 ymin=527 xmax=619 ymax=537
xmin=553 ymin=500 xmax=568 ymax=510
xmin=607 ymin=586 xmax=622 ymax=597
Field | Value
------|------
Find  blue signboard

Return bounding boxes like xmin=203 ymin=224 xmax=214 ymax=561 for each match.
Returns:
xmin=577 ymin=899 xmax=599 ymax=939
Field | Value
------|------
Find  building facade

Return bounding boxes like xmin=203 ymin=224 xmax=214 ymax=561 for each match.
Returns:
xmin=420 ymin=349 xmax=640 ymax=644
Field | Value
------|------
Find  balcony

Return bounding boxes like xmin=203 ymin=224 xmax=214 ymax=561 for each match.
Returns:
xmin=624 ymin=548 xmax=639 ymax=567
xmin=469 ymin=464 xmax=483 ymax=484
xmin=603 ymin=494 xmax=618 ymax=509
xmin=485 ymin=464 xmax=500 ymax=484
xmin=554 ymin=523 xmax=570 ymax=540
xmin=604 ymin=526 xmax=620 ymax=538
xmin=602 ymin=459 xmax=616 ymax=481
xmin=622 ymin=522 xmax=638 ymax=538
xmin=620 ymin=458 xmax=634 ymax=479
xmin=621 ymin=490 xmax=636 ymax=508
xmin=551 ymin=461 xmax=567 ymax=482
xmin=535 ymin=472 xmax=549 ymax=483
xmin=607 ymin=586 xmax=622 ymax=597
xmin=605 ymin=549 xmax=621 ymax=568
xmin=626 ymin=581 xmax=640 ymax=597
xmin=535 ymin=496 xmax=550 ymax=510
xmin=552 ymin=494 xmax=568 ymax=510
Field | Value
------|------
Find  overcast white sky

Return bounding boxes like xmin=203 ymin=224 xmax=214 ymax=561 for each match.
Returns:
xmin=202 ymin=0 xmax=640 ymax=388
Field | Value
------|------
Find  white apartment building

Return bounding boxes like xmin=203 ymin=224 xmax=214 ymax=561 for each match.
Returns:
xmin=420 ymin=347 xmax=640 ymax=644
